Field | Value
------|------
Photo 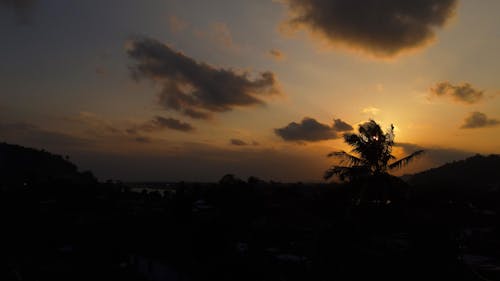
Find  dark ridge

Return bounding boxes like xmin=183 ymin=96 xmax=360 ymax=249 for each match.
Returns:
xmin=0 ymin=142 xmax=96 ymax=186
xmin=405 ymin=154 xmax=500 ymax=190
xmin=1 ymin=142 xmax=498 ymax=280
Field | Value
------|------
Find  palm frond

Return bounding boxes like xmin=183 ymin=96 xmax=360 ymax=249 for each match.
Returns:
xmin=324 ymin=165 xmax=370 ymax=181
xmin=343 ymin=133 xmax=364 ymax=148
xmin=385 ymin=124 xmax=395 ymax=143
xmin=388 ymin=150 xmax=425 ymax=170
xmin=326 ymin=151 xmax=363 ymax=166
xmin=323 ymin=166 xmax=352 ymax=180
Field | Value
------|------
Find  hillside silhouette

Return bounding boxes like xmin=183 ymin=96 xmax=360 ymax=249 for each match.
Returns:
xmin=406 ymin=154 xmax=500 ymax=190
xmin=1 ymin=142 xmax=499 ymax=280
xmin=0 ymin=142 xmax=96 ymax=186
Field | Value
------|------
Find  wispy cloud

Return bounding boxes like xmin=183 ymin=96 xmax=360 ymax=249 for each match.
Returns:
xmin=128 ymin=116 xmax=195 ymax=133
xmin=230 ymin=138 xmax=247 ymax=146
xmin=362 ymin=107 xmax=380 ymax=116
xmin=67 ymin=112 xmax=193 ymax=144
xmin=430 ymin=81 xmax=484 ymax=104
xmin=127 ymin=37 xmax=281 ymax=120
xmin=269 ymin=49 xmax=286 ymax=61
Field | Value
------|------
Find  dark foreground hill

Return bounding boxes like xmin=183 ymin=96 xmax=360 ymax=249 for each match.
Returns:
xmin=0 ymin=142 xmax=96 ymax=186
xmin=0 ymin=143 xmax=498 ymax=280
xmin=406 ymin=154 xmax=500 ymax=190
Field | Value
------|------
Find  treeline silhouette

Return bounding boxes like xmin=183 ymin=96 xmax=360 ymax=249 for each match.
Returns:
xmin=0 ymin=142 xmax=96 ymax=186
xmin=1 ymin=142 xmax=499 ymax=280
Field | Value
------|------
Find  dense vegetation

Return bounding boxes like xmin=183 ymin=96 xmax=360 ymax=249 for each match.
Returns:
xmin=1 ymin=143 xmax=499 ymax=280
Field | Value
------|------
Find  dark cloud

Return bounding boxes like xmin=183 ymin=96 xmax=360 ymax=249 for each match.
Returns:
xmin=68 ymin=113 xmax=194 ymax=144
xmin=124 ymin=116 xmax=194 ymax=144
xmin=230 ymin=139 xmax=248 ymax=146
xmin=229 ymin=139 xmax=260 ymax=146
xmin=460 ymin=112 xmax=500 ymax=129
xmin=128 ymin=116 xmax=194 ymax=134
xmin=151 ymin=116 xmax=194 ymax=132
xmin=0 ymin=0 xmax=36 ymax=24
xmin=332 ymin=118 xmax=353 ymax=131
xmin=430 ymin=81 xmax=484 ymax=104
xmin=269 ymin=49 xmax=285 ymax=61
xmin=275 ymin=117 xmax=350 ymax=142
xmin=134 ymin=136 xmax=152 ymax=143
xmin=127 ymin=37 xmax=281 ymax=119
xmin=66 ymin=112 xmax=135 ymax=139
xmin=182 ymin=108 xmax=212 ymax=120
xmin=283 ymin=0 xmax=457 ymax=57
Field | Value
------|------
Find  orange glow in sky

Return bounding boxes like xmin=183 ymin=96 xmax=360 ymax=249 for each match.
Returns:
xmin=0 ymin=0 xmax=499 ymax=181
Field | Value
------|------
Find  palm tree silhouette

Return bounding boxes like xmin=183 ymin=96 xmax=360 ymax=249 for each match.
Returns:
xmin=324 ymin=120 xmax=424 ymax=181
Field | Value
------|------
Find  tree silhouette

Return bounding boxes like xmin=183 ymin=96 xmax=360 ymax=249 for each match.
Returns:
xmin=324 ymin=120 xmax=424 ymax=181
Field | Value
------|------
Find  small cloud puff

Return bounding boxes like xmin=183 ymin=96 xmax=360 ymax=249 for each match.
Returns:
xmin=460 ymin=112 xmax=499 ymax=129
xmin=269 ymin=49 xmax=286 ymax=61
xmin=430 ymin=81 xmax=484 ymax=104
xmin=275 ymin=117 xmax=352 ymax=142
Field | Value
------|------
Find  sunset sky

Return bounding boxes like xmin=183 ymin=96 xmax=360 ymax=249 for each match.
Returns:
xmin=1 ymin=0 xmax=499 ymax=181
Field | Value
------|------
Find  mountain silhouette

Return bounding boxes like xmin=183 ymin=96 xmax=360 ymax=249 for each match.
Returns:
xmin=0 ymin=142 xmax=96 ymax=186
xmin=404 ymin=154 xmax=500 ymax=192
